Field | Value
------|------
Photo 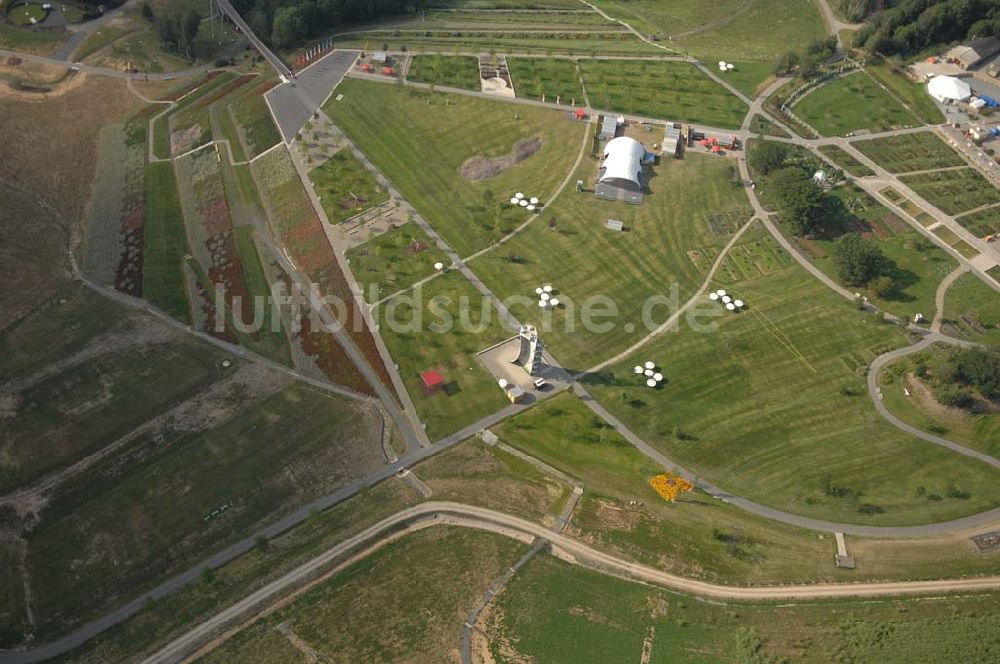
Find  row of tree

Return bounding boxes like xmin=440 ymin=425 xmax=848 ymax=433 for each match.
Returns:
xmin=145 ymin=4 xmax=202 ymax=60
xmin=853 ymin=0 xmax=1000 ymax=57
xmin=232 ymin=0 xmax=428 ymax=49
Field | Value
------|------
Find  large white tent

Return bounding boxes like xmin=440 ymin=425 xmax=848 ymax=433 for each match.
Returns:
xmin=927 ymin=75 xmax=972 ymax=103
xmin=598 ymin=136 xmax=645 ymax=192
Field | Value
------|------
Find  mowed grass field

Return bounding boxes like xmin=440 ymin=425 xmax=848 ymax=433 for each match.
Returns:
xmin=376 ymin=271 xmax=511 ymax=439
xmin=900 ymin=168 xmax=1000 ymax=216
xmin=308 ymin=150 xmax=389 ymax=224
xmin=471 ymin=154 xmax=753 ymax=368
xmin=26 ymin=381 xmax=382 ymax=641
xmin=579 ymin=59 xmax=747 ymax=128
xmin=508 ymin=57 xmax=584 ymax=102
xmin=795 ymin=72 xmax=918 ymax=137
xmin=326 ymin=79 xmax=587 ymax=256
xmin=943 ymin=271 xmax=1000 ymax=346
xmin=593 ymin=0 xmax=826 ymax=61
xmin=583 ymin=264 xmax=1000 ymax=525
xmin=407 ymin=54 xmax=481 ymax=90
xmin=346 ymin=221 xmax=450 ymax=303
xmin=198 ymin=528 xmax=524 ymax=663
xmin=142 ymin=161 xmax=191 ymax=323
xmin=495 ymin=392 xmax=1000 ymax=583
xmin=489 ymin=555 xmax=1000 ymax=663
xmin=851 ymin=131 xmax=965 ymax=174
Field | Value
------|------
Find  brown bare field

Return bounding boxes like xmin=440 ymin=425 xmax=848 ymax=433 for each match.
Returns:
xmin=0 ymin=73 xmax=141 ymax=327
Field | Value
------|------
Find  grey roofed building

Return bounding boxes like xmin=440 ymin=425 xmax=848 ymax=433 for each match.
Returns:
xmin=946 ymin=37 xmax=1000 ymax=70
xmin=599 ymin=115 xmax=619 ymax=140
xmin=372 ymin=50 xmax=389 ymax=64
xmin=662 ymin=122 xmax=682 ymax=158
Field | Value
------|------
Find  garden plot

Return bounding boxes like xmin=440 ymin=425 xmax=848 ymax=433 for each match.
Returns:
xmin=251 ymin=147 xmax=392 ymax=395
xmin=309 ymin=150 xmax=390 ymax=224
xmin=900 ymin=168 xmax=999 ymax=216
xmin=173 ymin=147 xmax=254 ymax=342
xmin=508 ymin=57 xmax=584 ymax=103
xmin=81 ymin=120 xmax=148 ymax=297
xmin=150 ymin=71 xmax=233 ymax=159
xmin=818 ymin=144 xmax=874 ymax=177
xmin=687 ymin=227 xmax=793 ymax=283
xmin=955 ymin=205 xmax=1000 ymax=238
xmin=851 ymin=131 xmax=965 ymax=174
xmin=347 ymin=222 xmax=449 ymax=303
xmin=407 ymin=54 xmax=481 ymax=90
xmin=579 ymin=59 xmax=747 ymax=128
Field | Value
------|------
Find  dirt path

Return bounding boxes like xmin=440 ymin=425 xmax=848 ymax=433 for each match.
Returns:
xmin=140 ymin=501 xmax=1000 ymax=664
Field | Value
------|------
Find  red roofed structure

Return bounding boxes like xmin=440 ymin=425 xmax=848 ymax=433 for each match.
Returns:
xmin=420 ymin=370 xmax=445 ymax=395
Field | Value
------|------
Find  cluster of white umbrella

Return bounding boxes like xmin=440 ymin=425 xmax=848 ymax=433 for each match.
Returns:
xmin=633 ymin=360 xmax=664 ymax=388
xmin=708 ymin=288 xmax=744 ymax=312
xmin=718 ymin=60 xmax=735 ymax=72
xmin=510 ymin=192 xmax=540 ymax=212
xmin=534 ymin=284 xmax=559 ymax=309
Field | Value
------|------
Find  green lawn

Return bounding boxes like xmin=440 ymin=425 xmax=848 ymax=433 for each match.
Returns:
xmin=308 ymin=150 xmax=390 ymax=224
xmin=900 ymin=168 xmax=1000 ymax=216
xmin=376 ymin=271 xmax=510 ymax=439
xmin=491 ymin=554 xmax=1000 ymax=663
xmin=720 ymin=60 xmax=775 ymax=98
xmin=198 ymin=529 xmax=524 ymax=663
xmin=26 ymin=382 xmax=382 ymax=642
xmin=579 ymin=59 xmax=747 ymax=128
xmin=326 ymin=79 xmax=587 ymax=256
xmin=407 ymin=54 xmax=481 ymax=90
xmin=508 ymin=56 xmax=584 ymax=102
xmin=346 ymin=221 xmax=450 ymax=303
xmin=471 ymin=153 xmax=753 ymax=368
xmin=592 ymin=0 xmax=827 ymax=61
xmin=866 ymin=61 xmax=946 ymax=125
xmin=942 ymin=271 xmax=1000 ymax=346
xmin=818 ymin=144 xmax=874 ymax=177
xmin=142 ymin=161 xmax=191 ymax=324
xmin=583 ymin=263 xmax=1000 ymax=525
xmin=879 ymin=349 xmax=1000 ymax=457
xmin=0 ymin=22 xmax=65 ymax=54
xmin=851 ymin=131 xmax=964 ymax=174
xmin=795 ymin=72 xmax=919 ymax=137
xmin=955 ymin=205 xmax=1000 ymax=238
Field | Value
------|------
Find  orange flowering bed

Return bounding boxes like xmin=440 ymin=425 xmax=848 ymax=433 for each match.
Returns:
xmin=649 ymin=472 xmax=694 ymax=502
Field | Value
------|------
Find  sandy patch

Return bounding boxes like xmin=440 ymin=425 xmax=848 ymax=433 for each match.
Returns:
xmin=458 ymin=137 xmax=542 ymax=181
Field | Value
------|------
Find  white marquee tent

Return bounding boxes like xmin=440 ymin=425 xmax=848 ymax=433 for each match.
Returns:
xmin=927 ymin=75 xmax=972 ymax=103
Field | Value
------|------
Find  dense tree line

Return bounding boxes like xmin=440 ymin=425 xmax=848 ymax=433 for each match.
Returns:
xmin=852 ymin=0 xmax=1000 ymax=56
xmin=230 ymin=0 xmax=428 ymax=49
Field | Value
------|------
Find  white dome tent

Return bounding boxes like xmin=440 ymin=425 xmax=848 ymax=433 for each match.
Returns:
xmin=927 ymin=75 xmax=972 ymax=103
